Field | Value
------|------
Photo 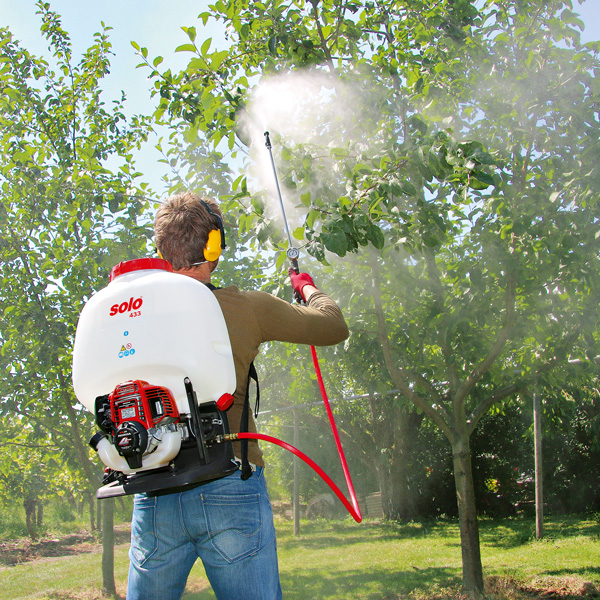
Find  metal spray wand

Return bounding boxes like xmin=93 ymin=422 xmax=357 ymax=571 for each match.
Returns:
xmin=264 ymin=131 xmax=301 ymax=276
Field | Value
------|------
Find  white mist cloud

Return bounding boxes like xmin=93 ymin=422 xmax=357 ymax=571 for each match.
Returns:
xmin=236 ymin=69 xmax=386 ymax=241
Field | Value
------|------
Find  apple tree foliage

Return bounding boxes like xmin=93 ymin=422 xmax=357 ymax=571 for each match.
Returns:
xmin=0 ymin=2 xmax=153 ymax=533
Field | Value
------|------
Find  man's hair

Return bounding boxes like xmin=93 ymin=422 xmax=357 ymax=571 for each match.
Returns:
xmin=154 ymin=191 xmax=223 ymax=270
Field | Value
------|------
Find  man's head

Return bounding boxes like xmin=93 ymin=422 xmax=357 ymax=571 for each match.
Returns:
xmin=154 ymin=191 xmax=225 ymax=271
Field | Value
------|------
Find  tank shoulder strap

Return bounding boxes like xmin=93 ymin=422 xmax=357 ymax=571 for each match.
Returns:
xmin=204 ymin=282 xmax=259 ymax=481
xmin=240 ymin=362 xmax=260 ymax=480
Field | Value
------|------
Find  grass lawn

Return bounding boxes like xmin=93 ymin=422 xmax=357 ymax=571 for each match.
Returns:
xmin=0 ymin=515 xmax=598 ymax=599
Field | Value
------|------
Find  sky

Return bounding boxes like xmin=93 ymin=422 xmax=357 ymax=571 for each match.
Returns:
xmin=0 ymin=0 xmax=599 ymax=196
xmin=0 ymin=1 xmax=228 ymax=195
xmin=0 ymin=1 xmax=227 ymax=111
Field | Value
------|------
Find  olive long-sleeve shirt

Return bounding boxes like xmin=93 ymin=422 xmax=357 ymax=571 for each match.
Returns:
xmin=213 ymin=286 xmax=349 ymax=467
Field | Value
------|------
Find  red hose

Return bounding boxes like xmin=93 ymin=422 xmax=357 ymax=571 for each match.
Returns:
xmin=239 ymin=344 xmax=363 ymax=523
xmin=238 ymin=432 xmax=362 ymax=523
xmin=309 ymin=345 xmax=362 ymax=522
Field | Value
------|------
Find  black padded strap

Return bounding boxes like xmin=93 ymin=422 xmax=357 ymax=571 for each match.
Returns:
xmin=240 ymin=362 xmax=259 ymax=481
xmin=250 ymin=362 xmax=260 ymax=418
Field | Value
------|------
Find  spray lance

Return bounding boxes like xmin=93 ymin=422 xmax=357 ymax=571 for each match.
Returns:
xmin=224 ymin=131 xmax=362 ymax=522
xmin=264 ymin=131 xmax=303 ymax=303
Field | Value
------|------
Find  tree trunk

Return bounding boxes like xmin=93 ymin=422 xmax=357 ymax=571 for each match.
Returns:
xmin=452 ymin=435 xmax=484 ymax=597
xmin=371 ymin=398 xmax=420 ymax=521
xmin=390 ymin=407 xmax=423 ymax=521
xmin=24 ymin=498 xmax=38 ymax=540
xmin=382 ymin=436 xmax=416 ymax=521
xmin=89 ymin=493 xmax=96 ymax=532
xmin=37 ymin=500 xmax=44 ymax=529
xmin=101 ymin=498 xmax=116 ymax=598
xmin=97 ymin=498 xmax=103 ymax=532
xmin=533 ymin=392 xmax=544 ymax=539
xmin=375 ymin=460 xmax=394 ymax=519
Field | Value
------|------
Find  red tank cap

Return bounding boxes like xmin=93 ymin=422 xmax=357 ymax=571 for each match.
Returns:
xmin=109 ymin=258 xmax=173 ymax=281
xmin=216 ymin=393 xmax=235 ymax=412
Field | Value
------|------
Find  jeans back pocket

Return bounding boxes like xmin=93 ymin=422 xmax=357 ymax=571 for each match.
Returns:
xmin=130 ymin=495 xmax=159 ymax=567
xmin=202 ymin=492 xmax=262 ymax=563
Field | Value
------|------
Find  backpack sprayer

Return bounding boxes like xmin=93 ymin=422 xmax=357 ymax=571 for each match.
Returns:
xmin=72 ymin=259 xmax=239 ymax=498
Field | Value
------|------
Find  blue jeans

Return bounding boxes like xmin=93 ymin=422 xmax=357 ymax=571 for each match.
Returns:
xmin=126 ymin=467 xmax=282 ymax=600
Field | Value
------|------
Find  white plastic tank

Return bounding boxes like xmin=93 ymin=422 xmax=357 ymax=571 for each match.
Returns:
xmin=72 ymin=258 xmax=236 ymax=414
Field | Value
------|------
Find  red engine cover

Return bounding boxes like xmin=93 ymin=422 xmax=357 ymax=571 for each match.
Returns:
xmin=109 ymin=380 xmax=179 ymax=429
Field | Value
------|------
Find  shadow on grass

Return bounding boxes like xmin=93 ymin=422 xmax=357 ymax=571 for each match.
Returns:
xmin=281 ymin=565 xmax=462 ymax=600
xmin=182 ymin=566 xmax=462 ymax=600
xmin=478 ymin=516 xmax=600 ymax=549
xmin=541 ymin=518 xmax=600 ymax=539
xmin=278 ymin=519 xmax=462 ymax=552
xmin=545 ymin=567 xmax=600 ymax=578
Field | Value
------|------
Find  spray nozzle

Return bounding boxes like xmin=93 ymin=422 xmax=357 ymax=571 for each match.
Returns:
xmin=264 ymin=131 xmax=272 ymax=149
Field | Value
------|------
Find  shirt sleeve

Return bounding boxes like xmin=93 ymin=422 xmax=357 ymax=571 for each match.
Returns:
xmin=245 ymin=289 xmax=349 ymax=347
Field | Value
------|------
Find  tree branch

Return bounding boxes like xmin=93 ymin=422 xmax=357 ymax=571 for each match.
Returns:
xmin=467 ymin=334 xmax=594 ymax=435
xmin=423 ymin=247 xmax=461 ymax=393
xmin=454 ymin=269 xmax=517 ymax=410
xmin=369 ymin=253 xmax=453 ymax=439
xmin=467 ymin=382 xmax=524 ymax=435
xmin=309 ymin=0 xmax=337 ymax=74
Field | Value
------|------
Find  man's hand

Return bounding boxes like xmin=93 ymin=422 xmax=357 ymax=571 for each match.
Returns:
xmin=288 ymin=269 xmax=317 ymax=302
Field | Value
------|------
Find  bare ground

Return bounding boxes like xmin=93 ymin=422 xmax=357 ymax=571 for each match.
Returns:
xmin=484 ymin=575 xmax=599 ymax=600
xmin=0 ymin=526 xmax=131 ymax=568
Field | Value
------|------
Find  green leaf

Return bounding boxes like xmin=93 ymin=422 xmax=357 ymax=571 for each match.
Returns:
xmin=399 ymin=181 xmax=417 ymax=196
xmin=407 ymin=115 xmax=427 ymax=135
xmin=201 ymin=38 xmax=212 ymax=55
xmin=353 ymin=163 xmax=372 ymax=175
xmin=183 ymin=26 xmax=197 ymax=42
xmin=211 ymin=50 xmax=229 ymax=70
xmin=175 ymin=43 xmax=197 ymax=53
xmin=367 ymin=222 xmax=385 ymax=249
xmin=469 ymin=171 xmax=495 ymax=190
xmin=321 ymin=228 xmax=348 ymax=256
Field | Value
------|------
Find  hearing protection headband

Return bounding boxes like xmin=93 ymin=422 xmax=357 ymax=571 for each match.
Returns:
xmin=199 ymin=199 xmax=226 ymax=262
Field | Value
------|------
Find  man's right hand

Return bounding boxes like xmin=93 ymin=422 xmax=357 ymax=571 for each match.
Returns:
xmin=288 ymin=269 xmax=317 ymax=302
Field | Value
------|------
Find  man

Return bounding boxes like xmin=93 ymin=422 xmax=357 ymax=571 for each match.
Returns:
xmin=126 ymin=191 xmax=349 ymax=600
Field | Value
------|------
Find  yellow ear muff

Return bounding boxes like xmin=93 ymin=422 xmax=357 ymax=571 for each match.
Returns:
xmin=204 ymin=229 xmax=223 ymax=262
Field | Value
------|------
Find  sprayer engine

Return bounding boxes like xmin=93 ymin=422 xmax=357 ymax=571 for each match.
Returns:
xmin=95 ymin=380 xmax=181 ymax=470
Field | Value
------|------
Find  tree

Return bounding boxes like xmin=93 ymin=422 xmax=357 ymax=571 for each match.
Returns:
xmin=0 ymin=423 xmax=56 ymax=539
xmin=0 ymin=2 xmax=153 ymax=592
xmin=142 ymin=0 xmax=600 ymax=594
